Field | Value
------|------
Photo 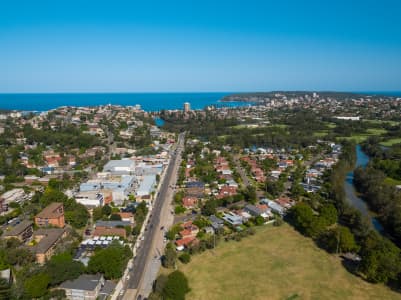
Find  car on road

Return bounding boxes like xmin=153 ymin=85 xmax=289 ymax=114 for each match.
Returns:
xmin=163 ymin=237 xmax=167 ymax=243
xmin=160 ymin=226 xmax=164 ymax=230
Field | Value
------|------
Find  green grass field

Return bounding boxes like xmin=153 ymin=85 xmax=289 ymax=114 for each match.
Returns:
xmin=363 ymin=119 xmax=399 ymax=126
xmin=179 ymin=224 xmax=400 ymax=300
xmin=313 ymin=130 xmax=329 ymax=137
xmin=384 ymin=177 xmax=401 ymax=186
xmin=381 ymin=138 xmax=401 ymax=147
xmin=337 ymin=128 xmax=388 ymax=143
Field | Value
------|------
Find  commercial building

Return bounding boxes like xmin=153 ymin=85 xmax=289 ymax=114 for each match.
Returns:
xmin=75 ymin=192 xmax=104 ymax=208
xmin=102 ymin=159 xmax=135 ymax=175
xmin=79 ymin=175 xmax=135 ymax=206
xmin=136 ymin=175 xmax=156 ymax=199
xmin=35 ymin=202 xmax=65 ymax=228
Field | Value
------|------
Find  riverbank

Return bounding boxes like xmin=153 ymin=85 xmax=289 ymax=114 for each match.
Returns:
xmin=344 ymin=145 xmax=383 ymax=232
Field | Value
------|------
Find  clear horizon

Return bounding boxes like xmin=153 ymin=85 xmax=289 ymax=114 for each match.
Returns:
xmin=1 ymin=90 xmax=401 ymax=95
xmin=1 ymin=0 xmax=401 ymax=93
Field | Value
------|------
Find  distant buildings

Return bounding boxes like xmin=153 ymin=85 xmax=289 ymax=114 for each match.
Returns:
xmin=183 ymin=102 xmax=191 ymax=113
xmin=35 ymin=203 xmax=65 ymax=228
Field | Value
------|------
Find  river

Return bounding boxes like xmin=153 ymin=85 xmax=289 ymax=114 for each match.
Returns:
xmin=344 ymin=145 xmax=384 ymax=232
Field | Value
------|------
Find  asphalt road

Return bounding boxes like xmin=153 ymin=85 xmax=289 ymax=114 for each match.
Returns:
xmin=124 ymin=133 xmax=185 ymax=297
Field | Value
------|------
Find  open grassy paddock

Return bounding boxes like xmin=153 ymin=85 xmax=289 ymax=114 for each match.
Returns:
xmin=381 ymin=138 xmax=401 ymax=147
xmin=179 ymin=224 xmax=400 ymax=300
xmin=337 ymin=128 xmax=388 ymax=143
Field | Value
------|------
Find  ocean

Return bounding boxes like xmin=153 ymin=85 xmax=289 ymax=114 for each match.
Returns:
xmin=0 ymin=91 xmax=400 ymax=112
xmin=0 ymin=92 xmax=243 ymax=112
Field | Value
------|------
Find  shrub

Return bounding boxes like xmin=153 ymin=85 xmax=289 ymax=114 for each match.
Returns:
xmin=179 ymin=252 xmax=191 ymax=264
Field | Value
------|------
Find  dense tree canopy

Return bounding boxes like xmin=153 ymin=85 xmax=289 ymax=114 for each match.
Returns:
xmin=87 ymin=242 xmax=132 ymax=279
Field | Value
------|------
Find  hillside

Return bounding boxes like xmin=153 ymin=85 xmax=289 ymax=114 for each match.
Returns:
xmin=179 ymin=224 xmax=400 ymax=300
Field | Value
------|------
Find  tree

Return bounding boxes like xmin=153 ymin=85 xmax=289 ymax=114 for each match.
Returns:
xmin=201 ymin=199 xmax=217 ymax=216
xmin=360 ymin=233 xmax=401 ymax=283
xmin=319 ymin=204 xmax=338 ymax=226
xmin=0 ymin=278 xmax=11 ymax=299
xmin=40 ymin=187 xmax=67 ymax=207
xmin=6 ymin=248 xmax=35 ymax=266
xmin=255 ymin=216 xmax=265 ymax=226
xmin=110 ymin=213 xmax=122 ymax=221
xmin=179 ymin=252 xmax=191 ymax=264
xmin=193 ymin=216 xmax=210 ymax=229
xmin=24 ymin=273 xmax=50 ymax=299
xmin=289 ymin=203 xmax=314 ymax=235
xmin=87 ymin=242 xmax=132 ymax=279
xmin=45 ymin=252 xmax=85 ymax=286
xmin=319 ymin=226 xmax=359 ymax=253
xmin=92 ymin=206 xmax=103 ymax=222
xmin=162 ymin=271 xmax=190 ymax=300
xmin=162 ymin=243 xmax=177 ymax=268
xmin=64 ymin=203 xmax=89 ymax=229
xmin=102 ymin=205 xmax=112 ymax=216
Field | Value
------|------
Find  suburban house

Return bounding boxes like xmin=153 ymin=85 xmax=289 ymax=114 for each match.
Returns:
xmin=117 ymin=212 xmax=134 ymax=223
xmin=93 ymin=227 xmax=127 ymax=239
xmin=209 ymin=215 xmax=224 ymax=231
xmin=59 ymin=274 xmax=105 ymax=300
xmin=3 ymin=220 xmax=33 ymax=243
xmin=179 ymin=221 xmax=199 ymax=239
xmin=31 ymin=228 xmax=67 ymax=264
xmin=266 ymin=200 xmax=286 ymax=216
xmin=222 ymin=212 xmax=243 ymax=226
xmin=185 ymin=181 xmax=205 ymax=197
xmin=243 ymin=204 xmax=262 ymax=217
xmin=35 ymin=202 xmax=65 ymax=228
xmin=216 ymin=186 xmax=237 ymax=199
xmin=182 ymin=196 xmax=198 ymax=209
xmin=175 ymin=236 xmax=198 ymax=251
xmin=94 ymin=220 xmax=131 ymax=239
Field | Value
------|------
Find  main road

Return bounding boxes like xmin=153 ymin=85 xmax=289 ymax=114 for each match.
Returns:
xmin=123 ymin=132 xmax=185 ymax=299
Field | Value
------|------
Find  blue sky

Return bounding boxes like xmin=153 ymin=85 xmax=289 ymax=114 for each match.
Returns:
xmin=1 ymin=0 xmax=401 ymax=92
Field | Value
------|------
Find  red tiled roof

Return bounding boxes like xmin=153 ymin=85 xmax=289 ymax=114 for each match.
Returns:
xmin=175 ymin=236 xmax=197 ymax=247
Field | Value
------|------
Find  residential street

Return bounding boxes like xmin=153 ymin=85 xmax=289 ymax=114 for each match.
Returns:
xmin=122 ymin=133 xmax=185 ymax=299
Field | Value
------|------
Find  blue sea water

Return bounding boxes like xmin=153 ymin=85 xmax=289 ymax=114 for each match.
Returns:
xmin=0 ymin=91 xmax=400 ymax=112
xmin=0 ymin=92 xmax=248 ymax=112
